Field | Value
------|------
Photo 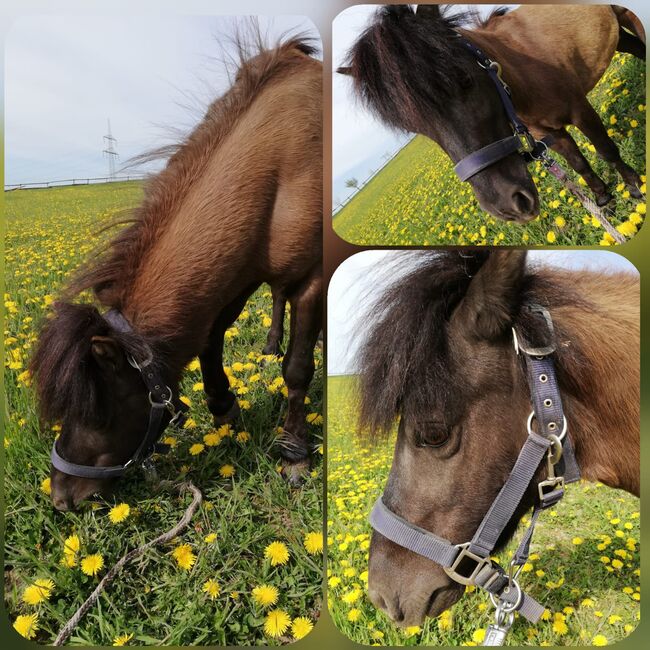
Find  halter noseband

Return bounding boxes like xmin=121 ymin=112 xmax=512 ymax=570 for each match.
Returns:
xmin=453 ymin=37 xmax=550 ymax=182
xmin=370 ymin=304 xmax=580 ymax=635
xmin=50 ymin=309 xmax=189 ymax=480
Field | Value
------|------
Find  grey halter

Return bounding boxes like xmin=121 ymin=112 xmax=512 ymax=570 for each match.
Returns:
xmin=370 ymin=303 xmax=580 ymax=631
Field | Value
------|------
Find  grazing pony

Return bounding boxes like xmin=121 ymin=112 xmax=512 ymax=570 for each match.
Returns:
xmin=338 ymin=5 xmax=645 ymax=223
xmin=356 ymin=250 xmax=638 ymax=626
xmin=30 ymin=37 xmax=322 ymax=510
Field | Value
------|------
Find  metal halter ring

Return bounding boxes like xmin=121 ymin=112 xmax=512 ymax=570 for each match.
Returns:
xmin=149 ymin=386 xmax=173 ymax=407
xmin=127 ymin=350 xmax=154 ymax=370
xmin=527 ymin=411 xmax=567 ymax=441
xmin=489 ymin=579 xmax=523 ymax=613
xmin=547 ymin=434 xmax=564 ymax=466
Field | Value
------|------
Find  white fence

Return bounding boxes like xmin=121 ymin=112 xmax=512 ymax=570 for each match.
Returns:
xmin=5 ymin=174 xmax=147 ymax=191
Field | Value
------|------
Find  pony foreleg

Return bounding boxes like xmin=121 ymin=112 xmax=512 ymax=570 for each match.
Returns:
xmin=199 ymin=293 xmax=250 ymax=427
xmin=278 ymin=272 xmax=322 ymax=487
xmin=262 ymin=286 xmax=286 ymax=356
xmin=546 ymin=127 xmax=613 ymax=206
xmin=573 ymin=99 xmax=643 ymax=198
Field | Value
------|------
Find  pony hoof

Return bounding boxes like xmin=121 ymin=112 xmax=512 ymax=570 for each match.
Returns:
xmin=281 ymin=459 xmax=310 ymax=487
xmin=596 ymin=192 xmax=614 ymax=207
xmin=262 ymin=344 xmax=283 ymax=357
xmin=628 ymin=184 xmax=643 ymax=199
xmin=212 ymin=399 xmax=240 ymax=427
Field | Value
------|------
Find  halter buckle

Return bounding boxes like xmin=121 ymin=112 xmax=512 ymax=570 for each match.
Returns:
xmin=445 ymin=543 xmax=493 ymax=586
xmin=512 ymin=304 xmax=556 ymax=357
xmin=538 ymin=476 xmax=565 ymax=503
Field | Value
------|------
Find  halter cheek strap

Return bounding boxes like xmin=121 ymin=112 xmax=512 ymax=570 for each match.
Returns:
xmin=370 ymin=304 xmax=580 ymax=624
xmin=453 ymin=37 xmax=551 ymax=182
xmin=50 ymin=309 xmax=188 ymax=480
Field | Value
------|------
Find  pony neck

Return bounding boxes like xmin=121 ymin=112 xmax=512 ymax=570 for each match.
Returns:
xmin=551 ymin=278 xmax=639 ymax=496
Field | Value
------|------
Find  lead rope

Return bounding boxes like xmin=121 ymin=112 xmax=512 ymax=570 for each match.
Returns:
xmin=53 ymin=482 xmax=202 ymax=646
xmin=538 ymin=155 xmax=626 ymax=244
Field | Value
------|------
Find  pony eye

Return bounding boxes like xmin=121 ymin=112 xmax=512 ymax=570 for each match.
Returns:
xmin=414 ymin=423 xmax=451 ymax=448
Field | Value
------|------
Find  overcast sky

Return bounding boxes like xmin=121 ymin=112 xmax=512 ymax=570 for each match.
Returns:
xmin=327 ymin=250 xmax=638 ymax=375
xmin=331 ymin=5 xmax=512 ymax=208
xmin=5 ymin=14 xmax=318 ymax=185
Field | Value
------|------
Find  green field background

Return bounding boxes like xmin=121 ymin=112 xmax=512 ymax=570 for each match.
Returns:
xmin=333 ymin=54 xmax=646 ymax=247
xmin=3 ymin=182 xmax=323 ymax=646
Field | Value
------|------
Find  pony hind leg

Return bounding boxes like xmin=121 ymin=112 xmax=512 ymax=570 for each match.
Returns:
xmin=278 ymin=271 xmax=322 ymax=486
xmin=574 ymin=99 xmax=643 ymax=198
xmin=200 ymin=291 xmax=253 ymax=427
xmin=547 ymin=127 xmax=613 ymax=206
xmin=617 ymin=27 xmax=646 ymax=60
xmin=262 ymin=285 xmax=286 ymax=356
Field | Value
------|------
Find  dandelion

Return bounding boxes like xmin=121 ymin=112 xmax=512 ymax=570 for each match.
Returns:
xmin=554 ymin=216 xmax=566 ymax=228
xmin=22 ymin=578 xmax=54 ymax=605
xmin=264 ymin=609 xmax=291 ymax=637
xmin=40 ymin=477 xmax=51 ymax=495
xmin=546 ymin=231 xmax=556 ymax=243
xmin=304 ymin=531 xmax=323 ymax=554
xmin=252 ymin=584 xmax=279 ymax=607
xmin=202 ymin=579 xmax=221 ymax=600
xmin=171 ymin=543 xmax=196 ymax=570
xmin=572 ymin=537 xmax=583 ymax=545
xmin=553 ymin=613 xmax=569 ymax=635
xmin=81 ymin=554 xmax=104 ymax=577
xmin=236 ymin=430 xmax=251 ymax=443
xmin=219 ymin=464 xmax=235 ymax=478
xmin=347 ymin=608 xmax=361 ymax=622
xmin=472 ymin=628 xmax=486 ymax=643
xmin=291 ymin=616 xmax=313 ymax=639
xmin=265 ymin=540 xmax=289 ymax=566
xmin=189 ymin=443 xmax=204 ymax=456
xmin=438 ymin=609 xmax=453 ymax=631
xmin=109 ymin=503 xmax=130 ymax=524
xmin=204 ymin=533 xmax=217 ymax=544
xmin=113 ymin=633 xmax=134 ymax=646
xmin=13 ymin=613 xmax=39 ymax=639
xmin=611 ymin=559 xmax=624 ymax=570
xmin=203 ymin=432 xmax=221 ymax=446
xmin=593 ymin=634 xmax=608 ymax=646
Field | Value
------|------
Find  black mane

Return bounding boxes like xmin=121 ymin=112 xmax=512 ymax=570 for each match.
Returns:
xmin=29 ymin=303 xmax=160 ymax=427
xmin=340 ymin=5 xmax=496 ymax=132
xmin=356 ymin=251 xmax=590 ymax=436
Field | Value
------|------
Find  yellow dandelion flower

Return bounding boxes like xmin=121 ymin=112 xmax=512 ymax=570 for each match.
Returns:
xmin=592 ymin=634 xmax=608 ymax=646
xmin=203 ymin=432 xmax=221 ymax=446
xmin=291 ymin=616 xmax=313 ymax=639
xmin=108 ymin=503 xmax=130 ymax=524
xmin=202 ymin=579 xmax=221 ymax=600
xmin=219 ymin=464 xmax=235 ymax=478
xmin=22 ymin=578 xmax=54 ymax=605
xmin=252 ymin=584 xmax=279 ymax=607
xmin=13 ymin=613 xmax=39 ymax=639
xmin=171 ymin=543 xmax=196 ymax=570
xmin=265 ymin=541 xmax=289 ymax=566
xmin=303 ymin=532 xmax=323 ymax=555
xmin=611 ymin=559 xmax=624 ymax=569
xmin=189 ymin=443 xmax=204 ymax=456
xmin=40 ymin=477 xmax=51 ymax=495
xmin=472 ymin=628 xmax=486 ymax=644
xmin=438 ymin=609 xmax=453 ymax=631
xmin=113 ymin=633 xmax=134 ymax=646
xmin=348 ymin=608 xmax=361 ymax=622
xmin=572 ymin=537 xmax=583 ymax=545
xmin=80 ymin=554 xmax=104 ymax=577
xmin=236 ymin=430 xmax=251 ymax=443
xmin=546 ymin=231 xmax=556 ymax=243
xmin=264 ymin=609 xmax=291 ymax=637
xmin=204 ymin=533 xmax=217 ymax=544
xmin=554 ymin=216 xmax=566 ymax=228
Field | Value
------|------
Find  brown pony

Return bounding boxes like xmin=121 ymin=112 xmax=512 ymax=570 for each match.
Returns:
xmin=30 ymin=37 xmax=322 ymax=511
xmin=356 ymin=250 xmax=638 ymax=626
xmin=338 ymin=5 xmax=645 ymax=223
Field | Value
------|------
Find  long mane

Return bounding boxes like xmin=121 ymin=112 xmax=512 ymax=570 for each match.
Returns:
xmin=339 ymin=5 xmax=507 ymax=132
xmin=65 ymin=34 xmax=318 ymax=309
xmin=356 ymin=251 xmax=597 ymax=437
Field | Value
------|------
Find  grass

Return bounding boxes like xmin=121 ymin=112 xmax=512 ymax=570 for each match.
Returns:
xmin=327 ymin=375 xmax=640 ymax=646
xmin=333 ymin=53 xmax=646 ymax=246
xmin=4 ymin=182 xmax=323 ymax=645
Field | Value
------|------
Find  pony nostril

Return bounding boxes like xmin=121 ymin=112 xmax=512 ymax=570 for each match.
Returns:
xmin=512 ymin=189 xmax=536 ymax=215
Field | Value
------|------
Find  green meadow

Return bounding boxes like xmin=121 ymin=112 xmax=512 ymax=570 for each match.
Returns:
xmin=4 ymin=182 xmax=323 ymax=645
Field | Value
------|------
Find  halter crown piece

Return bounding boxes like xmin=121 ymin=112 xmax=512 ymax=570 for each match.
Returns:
xmin=50 ymin=309 xmax=189 ymax=480
xmin=453 ymin=36 xmax=552 ymax=182
xmin=369 ymin=304 xmax=580 ymax=646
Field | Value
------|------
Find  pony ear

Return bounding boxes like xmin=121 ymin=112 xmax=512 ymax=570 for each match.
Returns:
xmin=416 ymin=4 xmax=441 ymax=21
xmin=336 ymin=65 xmax=352 ymax=75
xmin=453 ymin=251 xmax=527 ymax=340
xmin=91 ymin=335 xmax=123 ymax=372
